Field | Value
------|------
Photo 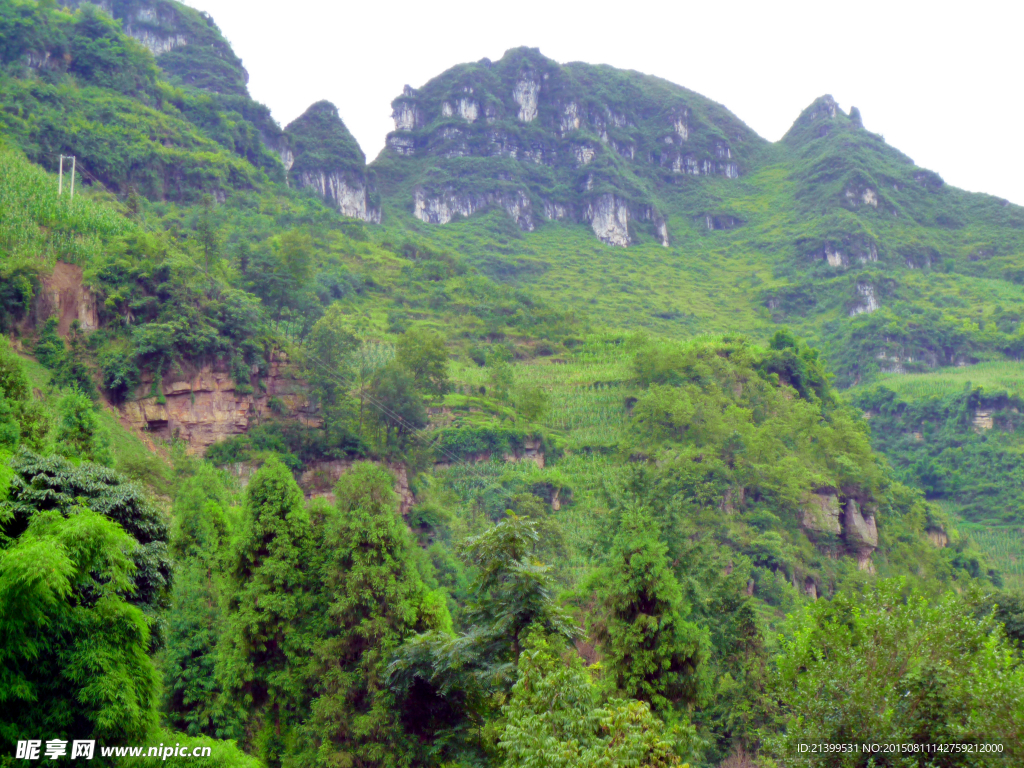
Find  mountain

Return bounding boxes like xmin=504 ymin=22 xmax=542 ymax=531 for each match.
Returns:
xmin=373 ymin=46 xmax=766 ymax=246
xmin=283 ymin=100 xmax=380 ymax=222
xmin=67 ymin=0 xmax=250 ymax=94
xmin=3 ymin=2 xmax=1024 ymax=765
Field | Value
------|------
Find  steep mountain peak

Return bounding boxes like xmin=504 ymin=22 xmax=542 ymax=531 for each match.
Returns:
xmin=285 ymin=101 xmax=379 ymax=222
xmin=781 ymin=94 xmax=857 ymax=145
xmin=376 ymin=48 xmax=766 ymax=246
xmin=69 ymin=0 xmax=249 ymax=95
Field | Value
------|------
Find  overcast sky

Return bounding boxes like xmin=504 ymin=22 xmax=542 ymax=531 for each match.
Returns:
xmin=185 ymin=0 xmax=1023 ymax=205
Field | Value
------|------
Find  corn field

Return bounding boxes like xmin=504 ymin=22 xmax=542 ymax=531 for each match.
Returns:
xmin=874 ymin=361 xmax=1024 ymax=400
xmin=0 ymin=145 xmax=135 ymax=267
xmin=965 ymin=525 xmax=1024 ymax=591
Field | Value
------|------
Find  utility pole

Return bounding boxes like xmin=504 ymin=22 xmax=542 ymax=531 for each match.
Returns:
xmin=57 ymin=155 xmax=77 ymax=198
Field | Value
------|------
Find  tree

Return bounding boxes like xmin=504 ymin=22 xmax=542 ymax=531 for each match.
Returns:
xmin=4 ymin=450 xmax=170 ymax=611
xmin=34 ymin=315 xmax=65 ymax=368
xmin=195 ymin=194 xmax=220 ymax=273
xmin=499 ymin=631 xmax=693 ymax=768
xmin=460 ymin=514 xmax=578 ymax=661
xmin=54 ymin=387 xmax=112 ymax=465
xmin=387 ymin=516 xmax=579 ymax=764
xmin=762 ymin=579 xmax=1024 ymax=767
xmin=488 ymin=359 xmax=514 ymax=402
xmin=302 ymin=462 xmax=451 ymax=767
xmin=216 ymin=458 xmax=312 ymax=766
xmin=0 ymin=506 xmax=159 ymax=753
xmin=515 ymin=384 xmax=548 ymax=422
xmin=304 ymin=303 xmax=360 ymax=449
xmin=368 ymin=363 xmax=426 ymax=451
xmin=164 ymin=461 xmax=234 ymax=738
xmin=593 ymin=508 xmax=709 ymax=713
xmin=396 ymin=327 xmax=450 ymax=397
xmin=54 ymin=320 xmax=98 ymax=399
xmin=0 ymin=337 xmax=48 ymax=451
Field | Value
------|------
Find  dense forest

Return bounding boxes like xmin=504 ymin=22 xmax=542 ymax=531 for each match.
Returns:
xmin=2 ymin=1 xmax=1024 ymax=766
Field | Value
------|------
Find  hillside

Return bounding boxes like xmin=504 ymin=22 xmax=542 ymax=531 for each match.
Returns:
xmin=2 ymin=2 xmax=1024 ymax=767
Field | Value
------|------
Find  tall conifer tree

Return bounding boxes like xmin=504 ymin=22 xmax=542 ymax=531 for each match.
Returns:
xmin=595 ymin=508 xmax=710 ymax=713
xmin=217 ymin=458 xmax=311 ymax=766
xmin=303 ymin=462 xmax=450 ymax=767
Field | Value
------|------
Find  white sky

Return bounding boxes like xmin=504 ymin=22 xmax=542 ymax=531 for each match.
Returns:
xmin=185 ymin=0 xmax=1024 ymax=205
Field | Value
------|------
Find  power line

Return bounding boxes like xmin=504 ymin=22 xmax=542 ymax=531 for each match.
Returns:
xmin=147 ymin=250 xmax=552 ymax=502
xmin=33 ymin=149 xmax=555 ymax=501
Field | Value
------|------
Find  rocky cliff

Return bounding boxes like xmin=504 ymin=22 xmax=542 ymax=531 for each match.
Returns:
xmin=71 ymin=0 xmax=250 ymax=95
xmin=373 ymin=47 xmax=765 ymax=246
xmin=802 ymin=489 xmax=879 ymax=571
xmin=284 ymin=101 xmax=380 ymax=223
xmin=119 ymin=354 xmax=314 ymax=453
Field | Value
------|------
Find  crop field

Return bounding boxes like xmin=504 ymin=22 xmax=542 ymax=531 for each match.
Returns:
xmin=437 ymin=345 xmax=637 ymax=582
xmin=963 ymin=524 xmax=1024 ymax=592
xmin=0 ymin=145 xmax=135 ymax=266
xmin=868 ymin=361 xmax=1024 ymax=400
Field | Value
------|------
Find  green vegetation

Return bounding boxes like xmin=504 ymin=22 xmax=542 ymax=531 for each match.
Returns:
xmin=2 ymin=0 xmax=1024 ymax=765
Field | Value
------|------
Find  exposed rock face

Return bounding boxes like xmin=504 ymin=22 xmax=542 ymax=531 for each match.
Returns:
xmin=29 ymin=262 xmax=99 ymax=335
xmin=973 ymin=410 xmax=994 ymax=431
xmin=456 ymin=98 xmax=478 ymax=122
xmin=700 ymin=214 xmax=740 ymax=230
xmin=119 ymin=356 xmax=313 ymax=454
xmin=292 ymin=170 xmax=381 ymax=223
xmin=927 ymin=528 xmax=949 ymax=548
xmin=561 ymin=102 xmax=582 ymax=134
xmin=820 ymin=240 xmax=878 ymax=268
xmin=673 ymin=113 xmax=689 ymax=140
xmin=801 ymin=492 xmax=878 ymax=570
xmin=68 ymin=0 xmax=250 ymax=95
xmin=843 ymin=500 xmax=878 ymax=571
xmin=802 ymin=491 xmax=843 ymax=537
xmin=393 ymin=91 xmax=423 ymax=131
xmin=128 ymin=27 xmax=189 ymax=55
xmin=513 ymin=76 xmax=540 ymax=122
xmin=433 ymin=437 xmax=546 ymax=471
xmin=285 ymin=101 xmax=379 ymax=223
xmin=825 ymin=245 xmax=846 ymax=267
xmin=585 ymin=194 xmax=631 ymax=247
xmin=573 ymin=144 xmax=596 ymax=167
xmin=850 ymin=284 xmax=880 ymax=316
xmin=298 ymin=459 xmax=415 ymax=516
xmin=413 ymin=187 xmax=535 ymax=231
xmin=378 ymin=48 xmax=756 ymax=245
xmin=543 ymin=200 xmax=570 ymax=220
xmin=655 ymin=219 xmax=670 ymax=247
xmin=810 ymin=95 xmax=838 ymax=120
xmin=804 ymin=577 xmax=818 ymax=600
xmin=387 ymin=135 xmax=416 ymax=155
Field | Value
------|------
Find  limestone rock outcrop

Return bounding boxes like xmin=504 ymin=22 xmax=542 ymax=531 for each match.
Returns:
xmin=119 ymin=356 xmax=313 ymax=454
xmin=800 ymin=491 xmax=878 ymax=571
xmin=413 ymin=187 xmax=535 ymax=231
xmin=802 ymin=491 xmax=843 ymax=537
xmin=292 ymin=170 xmax=381 ymax=223
xmin=843 ymin=499 xmax=878 ymax=571
xmin=850 ymin=284 xmax=880 ymax=316
xmin=585 ymin=194 xmax=632 ymax=247
xmin=284 ymin=101 xmax=379 ymax=223
xmin=379 ymin=47 xmax=755 ymax=246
